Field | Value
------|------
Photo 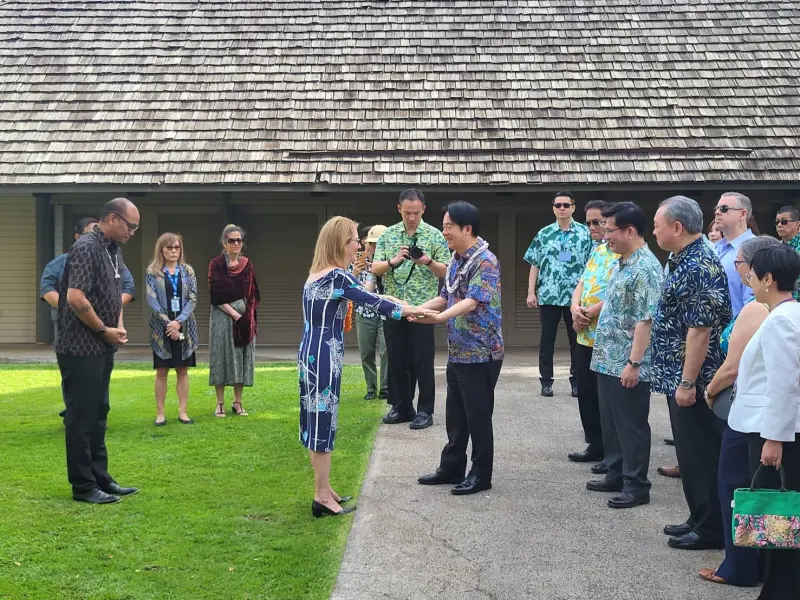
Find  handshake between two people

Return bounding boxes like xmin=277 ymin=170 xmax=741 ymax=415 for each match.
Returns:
xmin=379 ymin=294 xmax=443 ymax=325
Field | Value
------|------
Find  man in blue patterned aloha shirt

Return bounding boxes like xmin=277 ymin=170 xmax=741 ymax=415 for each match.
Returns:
xmin=414 ymin=202 xmax=503 ymax=497
xmin=652 ymin=195 xmax=731 ymax=551
xmin=568 ymin=200 xmax=619 ymax=468
xmin=524 ymin=191 xmax=592 ymax=398
xmin=775 ymin=205 xmax=800 ymax=300
xmin=585 ymin=202 xmax=663 ymax=510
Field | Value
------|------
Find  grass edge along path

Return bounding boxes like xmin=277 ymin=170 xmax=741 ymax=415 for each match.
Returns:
xmin=0 ymin=362 xmax=384 ymax=600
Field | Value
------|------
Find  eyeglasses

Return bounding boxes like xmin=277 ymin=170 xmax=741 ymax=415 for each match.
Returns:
xmin=553 ymin=203 xmax=573 ymax=209
xmin=227 ymin=238 xmax=243 ymax=245
xmin=714 ymin=204 xmax=743 ymax=214
xmin=603 ymin=226 xmax=622 ymax=235
xmin=113 ymin=213 xmax=139 ymax=232
xmin=775 ymin=218 xmax=799 ymax=226
xmin=164 ymin=245 xmax=181 ymax=251
xmin=586 ymin=219 xmax=604 ymax=227
xmin=733 ymin=259 xmax=747 ymax=269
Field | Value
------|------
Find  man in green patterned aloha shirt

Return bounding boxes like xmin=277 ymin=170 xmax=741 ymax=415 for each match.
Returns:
xmin=775 ymin=205 xmax=800 ymax=300
xmin=373 ymin=188 xmax=450 ymax=430
xmin=524 ymin=191 xmax=592 ymax=398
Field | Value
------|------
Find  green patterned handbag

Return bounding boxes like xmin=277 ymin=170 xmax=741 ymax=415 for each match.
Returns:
xmin=733 ymin=464 xmax=800 ymax=549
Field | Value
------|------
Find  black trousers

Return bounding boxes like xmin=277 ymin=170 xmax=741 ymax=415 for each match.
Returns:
xmin=384 ymin=318 xmax=435 ymax=415
xmin=57 ymin=352 xmax=115 ymax=495
xmin=668 ymin=389 xmax=725 ymax=540
xmin=574 ymin=344 xmax=602 ymax=454
xmin=538 ymin=305 xmax=577 ymax=384
xmin=439 ymin=360 xmax=503 ymax=481
xmin=597 ymin=373 xmax=651 ymax=494
xmin=744 ymin=433 xmax=800 ymax=600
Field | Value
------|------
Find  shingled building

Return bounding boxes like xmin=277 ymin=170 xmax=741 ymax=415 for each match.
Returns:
xmin=1 ymin=1 xmax=798 ymax=346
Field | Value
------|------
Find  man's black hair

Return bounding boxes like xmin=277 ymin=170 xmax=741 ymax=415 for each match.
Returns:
xmin=553 ymin=191 xmax=575 ymax=204
xmin=601 ymin=202 xmax=648 ymax=236
xmin=399 ymin=188 xmax=425 ymax=205
xmin=443 ymin=201 xmax=481 ymax=237
xmin=74 ymin=217 xmax=98 ymax=236
xmin=777 ymin=205 xmax=800 ymax=221
xmin=584 ymin=200 xmax=609 ymax=213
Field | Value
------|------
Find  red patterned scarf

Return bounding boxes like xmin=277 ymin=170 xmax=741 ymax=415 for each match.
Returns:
xmin=209 ymin=254 xmax=260 ymax=347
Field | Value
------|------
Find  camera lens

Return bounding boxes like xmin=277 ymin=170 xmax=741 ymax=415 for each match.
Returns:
xmin=408 ymin=246 xmax=423 ymax=260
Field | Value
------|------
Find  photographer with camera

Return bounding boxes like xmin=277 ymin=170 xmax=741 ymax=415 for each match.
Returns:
xmin=372 ymin=189 xmax=450 ymax=429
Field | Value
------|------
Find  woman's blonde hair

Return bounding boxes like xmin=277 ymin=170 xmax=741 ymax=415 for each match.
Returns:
xmin=147 ymin=232 xmax=186 ymax=277
xmin=310 ymin=216 xmax=358 ymax=273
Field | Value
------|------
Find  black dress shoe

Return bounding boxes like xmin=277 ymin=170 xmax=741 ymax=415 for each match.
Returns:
xmin=378 ymin=391 xmax=389 ymax=400
xmin=541 ymin=384 xmax=554 ymax=397
xmin=571 ymin=382 xmax=579 ymax=398
xmin=311 ymin=500 xmax=356 ymax=518
xmin=591 ymin=463 xmax=609 ymax=475
xmin=364 ymin=392 xmax=377 ymax=400
xmin=667 ymin=531 xmax=724 ymax=550
xmin=586 ymin=478 xmax=623 ymax=492
xmin=568 ymin=449 xmax=604 ymax=463
xmin=409 ymin=412 xmax=433 ymax=430
xmin=418 ymin=468 xmax=464 ymax=486
xmin=663 ymin=522 xmax=693 ymax=537
xmin=608 ymin=492 xmax=650 ymax=509
xmin=59 ymin=408 xmax=67 ymax=418
xmin=664 ymin=438 xmax=675 ymax=446
xmin=451 ymin=475 xmax=491 ymax=496
xmin=73 ymin=488 xmax=121 ymax=504
xmin=101 ymin=483 xmax=139 ymax=496
xmin=382 ymin=409 xmax=416 ymax=425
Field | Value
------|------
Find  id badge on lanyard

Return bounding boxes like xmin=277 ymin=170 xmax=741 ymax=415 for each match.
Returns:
xmin=171 ymin=296 xmax=181 ymax=313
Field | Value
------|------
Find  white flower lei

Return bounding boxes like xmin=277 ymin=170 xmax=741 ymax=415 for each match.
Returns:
xmin=445 ymin=240 xmax=490 ymax=294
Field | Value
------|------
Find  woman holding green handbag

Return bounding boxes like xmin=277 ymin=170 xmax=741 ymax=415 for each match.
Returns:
xmin=727 ymin=244 xmax=800 ymax=599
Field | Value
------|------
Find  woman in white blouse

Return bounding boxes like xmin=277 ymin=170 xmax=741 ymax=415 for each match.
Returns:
xmin=727 ymin=244 xmax=800 ymax=600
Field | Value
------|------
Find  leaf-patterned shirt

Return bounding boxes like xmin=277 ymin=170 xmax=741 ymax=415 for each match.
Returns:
xmin=523 ymin=220 xmax=592 ymax=307
xmin=786 ymin=234 xmax=800 ymax=301
xmin=576 ymin=242 xmax=620 ymax=348
xmin=590 ymin=245 xmax=663 ymax=381
xmin=439 ymin=238 xmax=504 ymax=364
xmin=651 ymin=238 xmax=732 ymax=395
xmin=374 ymin=220 xmax=450 ymax=305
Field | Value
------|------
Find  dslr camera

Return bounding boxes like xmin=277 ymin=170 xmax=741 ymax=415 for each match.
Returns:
xmin=407 ymin=236 xmax=424 ymax=261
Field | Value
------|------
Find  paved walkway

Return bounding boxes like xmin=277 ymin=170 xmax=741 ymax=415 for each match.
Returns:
xmin=331 ymin=353 xmax=754 ymax=600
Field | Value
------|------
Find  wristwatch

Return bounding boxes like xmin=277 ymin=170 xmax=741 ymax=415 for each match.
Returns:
xmin=627 ymin=359 xmax=641 ymax=368
xmin=95 ymin=326 xmax=106 ymax=337
xmin=679 ymin=379 xmax=696 ymax=390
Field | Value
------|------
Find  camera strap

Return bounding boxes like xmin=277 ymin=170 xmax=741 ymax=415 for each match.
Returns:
xmin=392 ymin=263 xmax=416 ymax=287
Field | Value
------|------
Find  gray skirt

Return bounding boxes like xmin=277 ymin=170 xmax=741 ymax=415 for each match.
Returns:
xmin=208 ymin=299 xmax=255 ymax=387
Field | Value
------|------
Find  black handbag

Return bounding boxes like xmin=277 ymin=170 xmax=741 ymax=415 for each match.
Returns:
xmin=712 ymin=384 xmax=736 ymax=420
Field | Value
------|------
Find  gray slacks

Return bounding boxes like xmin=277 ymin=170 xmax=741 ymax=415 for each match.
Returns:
xmin=356 ymin=313 xmax=388 ymax=395
xmin=597 ymin=372 xmax=652 ymax=495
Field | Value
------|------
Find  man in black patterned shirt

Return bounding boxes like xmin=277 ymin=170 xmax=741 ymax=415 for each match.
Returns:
xmin=56 ymin=198 xmax=141 ymax=504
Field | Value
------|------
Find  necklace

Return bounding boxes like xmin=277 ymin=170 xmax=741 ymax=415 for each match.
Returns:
xmin=105 ymin=249 xmax=120 ymax=279
xmin=445 ymin=240 xmax=489 ymax=294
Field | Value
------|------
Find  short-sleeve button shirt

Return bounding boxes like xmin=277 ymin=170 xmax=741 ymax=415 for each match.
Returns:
xmin=786 ymin=235 xmax=800 ymax=301
xmin=576 ymin=242 xmax=619 ymax=347
xmin=590 ymin=245 xmax=663 ymax=381
xmin=523 ymin=221 xmax=592 ymax=307
xmin=651 ymin=238 xmax=732 ymax=395
xmin=439 ymin=239 xmax=504 ymax=364
xmin=55 ymin=228 xmax=125 ymax=356
xmin=374 ymin=220 xmax=450 ymax=305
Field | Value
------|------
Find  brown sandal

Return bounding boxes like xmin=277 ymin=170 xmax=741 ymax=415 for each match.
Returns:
xmin=698 ymin=568 xmax=727 ymax=584
xmin=231 ymin=401 xmax=248 ymax=416
xmin=215 ymin=403 xmax=226 ymax=418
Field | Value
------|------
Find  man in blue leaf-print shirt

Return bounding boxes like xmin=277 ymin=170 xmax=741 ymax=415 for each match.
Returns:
xmin=523 ymin=191 xmax=592 ymax=398
xmin=413 ymin=202 xmax=503 ymax=496
xmin=652 ymin=195 xmax=731 ymax=551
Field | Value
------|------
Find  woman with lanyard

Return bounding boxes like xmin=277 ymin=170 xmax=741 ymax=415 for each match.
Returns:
xmin=145 ymin=232 xmax=199 ymax=426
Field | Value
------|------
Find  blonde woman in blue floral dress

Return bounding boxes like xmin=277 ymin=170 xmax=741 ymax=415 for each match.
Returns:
xmin=300 ymin=216 xmax=432 ymax=518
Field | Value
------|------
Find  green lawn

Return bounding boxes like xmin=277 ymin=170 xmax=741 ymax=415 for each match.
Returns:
xmin=0 ymin=362 xmax=383 ymax=600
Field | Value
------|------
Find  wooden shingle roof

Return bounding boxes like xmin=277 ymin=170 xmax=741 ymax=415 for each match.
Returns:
xmin=1 ymin=0 xmax=799 ymax=187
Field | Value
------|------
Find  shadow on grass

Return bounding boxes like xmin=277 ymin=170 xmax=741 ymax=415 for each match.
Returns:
xmin=0 ymin=363 xmax=384 ymax=600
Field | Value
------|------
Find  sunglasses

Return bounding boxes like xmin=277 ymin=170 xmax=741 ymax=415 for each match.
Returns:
xmin=227 ymin=238 xmax=243 ymax=245
xmin=164 ymin=245 xmax=181 ymax=251
xmin=586 ymin=219 xmax=604 ymax=227
xmin=113 ymin=213 xmax=139 ymax=232
xmin=775 ymin=218 xmax=799 ymax=226
xmin=714 ymin=204 xmax=743 ymax=214
xmin=553 ymin=203 xmax=573 ymax=209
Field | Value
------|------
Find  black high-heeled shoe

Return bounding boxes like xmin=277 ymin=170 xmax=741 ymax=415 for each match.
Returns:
xmin=311 ymin=500 xmax=356 ymax=518
xmin=338 ymin=495 xmax=353 ymax=504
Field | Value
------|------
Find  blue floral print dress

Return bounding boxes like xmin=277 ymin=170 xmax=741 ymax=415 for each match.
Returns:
xmin=299 ymin=268 xmax=403 ymax=452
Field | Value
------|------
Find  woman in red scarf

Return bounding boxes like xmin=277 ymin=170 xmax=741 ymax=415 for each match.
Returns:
xmin=208 ymin=224 xmax=260 ymax=417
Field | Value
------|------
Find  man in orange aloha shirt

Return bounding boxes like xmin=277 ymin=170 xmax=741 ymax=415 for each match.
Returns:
xmin=568 ymin=200 xmax=619 ymax=472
